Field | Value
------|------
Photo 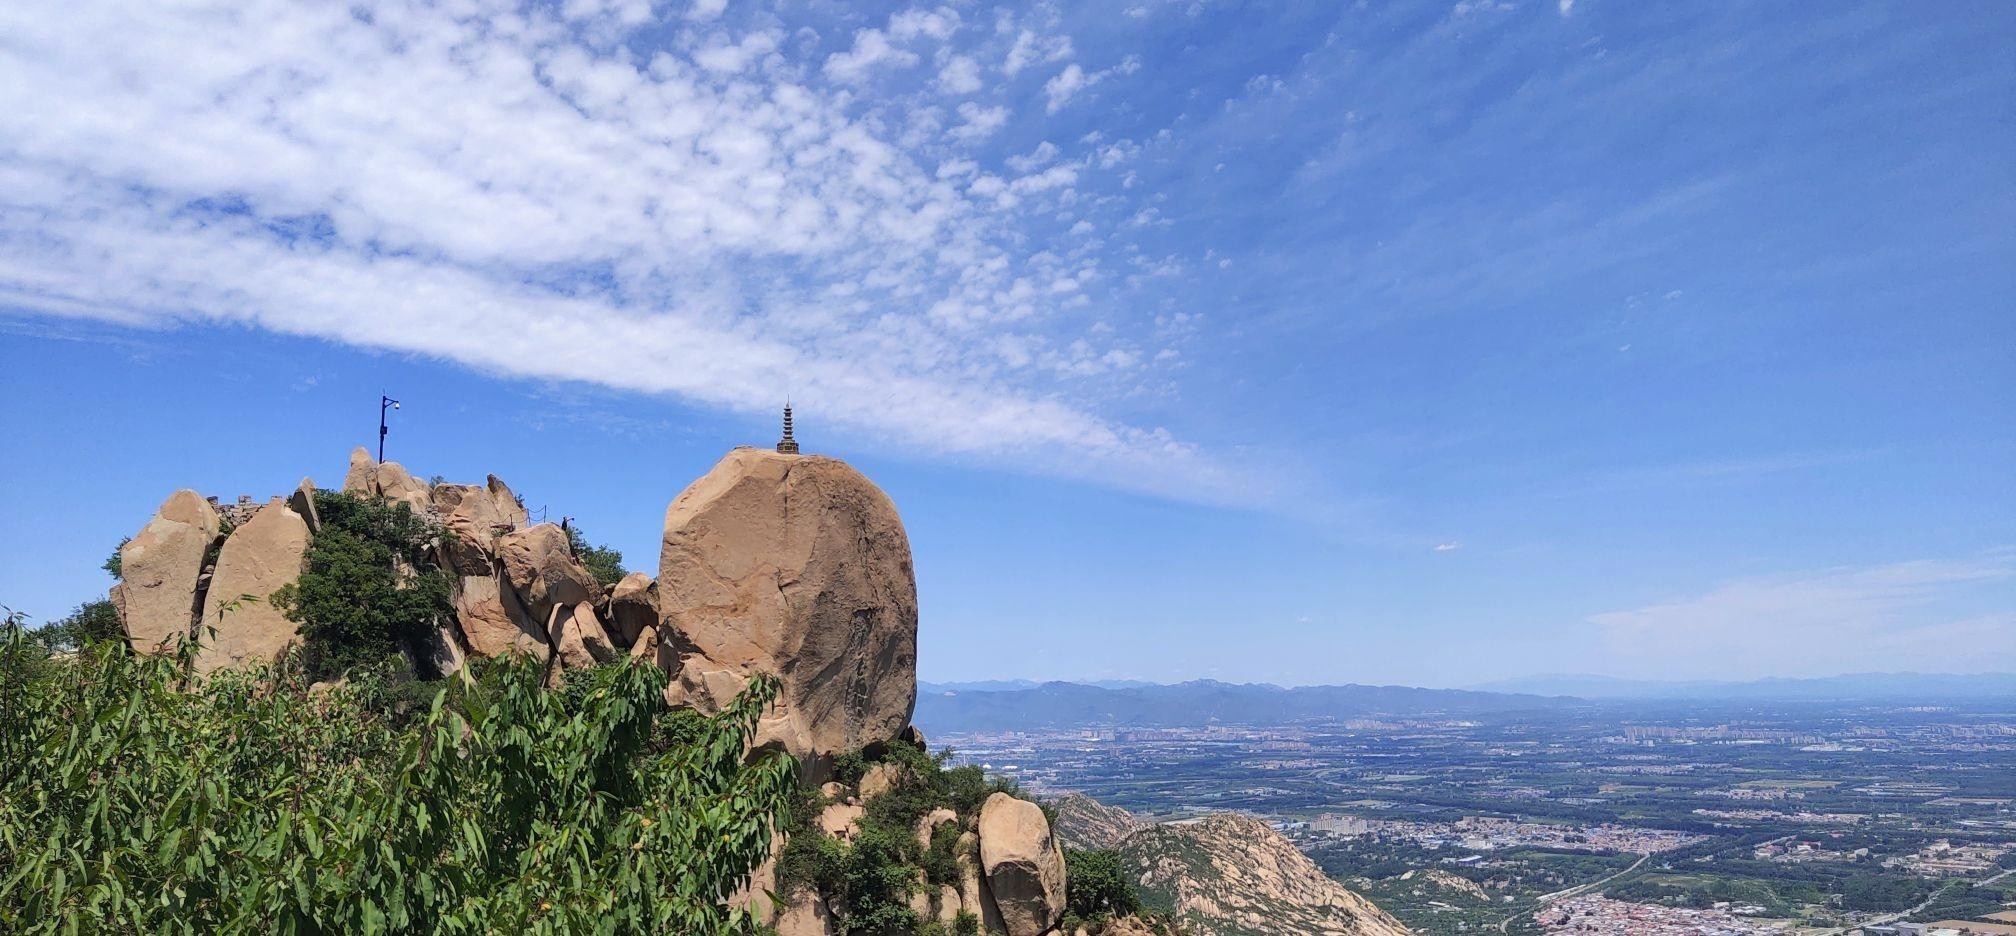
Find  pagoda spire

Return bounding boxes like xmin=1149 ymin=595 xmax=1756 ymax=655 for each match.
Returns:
xmin=776 ymin=403 xmax=800 ymax=454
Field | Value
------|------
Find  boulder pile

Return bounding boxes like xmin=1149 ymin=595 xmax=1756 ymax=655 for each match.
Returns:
xmin=111 ymin=443 xmax=919 ymax=751
xmin=110 ymin=438 xmax=1151 ymax=934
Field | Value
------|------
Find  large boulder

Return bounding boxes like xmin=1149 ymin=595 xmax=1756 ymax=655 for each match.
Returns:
xmin=342 ymin=447 xmax=377 ymax=495
xmin=550 ymin=601 xmax=618 ymax=670
xmin=120 ymin=490 xmax=221 ymax=655
xmin=437 ymin=483 xmax=515 ymax=575
xmin=656 ymin=447 xmax=918 ymax=759
xmin=978 ymin=792 xmax=1066 ymax=936
xmin=486 ymin=474 xmax=529 ymax=528
xmin=606 ymin=572 xmax=657 ymax=646
xmin=288 ymin=478 xmax=321 ymax=534
xmin=452 ymin=566 xmax=548 ymax=661
xmin=374 ymin=461 xmax=432 ymax=513
xmin=498 ymin=523 xmax=600 ymax=626
xmin=194 ymin=498 xmax=309 ymax=674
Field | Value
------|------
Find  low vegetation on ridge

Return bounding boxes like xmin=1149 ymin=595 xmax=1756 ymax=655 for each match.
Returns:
xmin=0 ymin=617 xmax=794 ymax=934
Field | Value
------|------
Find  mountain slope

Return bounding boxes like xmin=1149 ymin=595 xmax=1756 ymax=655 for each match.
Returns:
xmin=1053 ymin=792 xmax=1145 ymax=850
xmin=1119 ymin=814 xmax=1411 ymax=936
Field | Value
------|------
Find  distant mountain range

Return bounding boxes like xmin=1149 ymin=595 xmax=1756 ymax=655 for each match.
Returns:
xmin=1467 ymin=671 xmax=2016 ymax=701
xmin=913 ymin=679 xmax=1571 ymax=732
xmin=911 ymin=672 xmax=2016 ymax=733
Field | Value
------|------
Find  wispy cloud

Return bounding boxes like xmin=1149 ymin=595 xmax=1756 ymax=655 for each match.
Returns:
xmin=0 ymin=0 xmax=1242 ymax=502
xmin=1589 ymin=555 xmax=2016 ymax=679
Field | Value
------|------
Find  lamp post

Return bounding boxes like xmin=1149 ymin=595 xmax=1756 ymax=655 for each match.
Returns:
xmin=378 ymin=395 xmax=400 ymax=462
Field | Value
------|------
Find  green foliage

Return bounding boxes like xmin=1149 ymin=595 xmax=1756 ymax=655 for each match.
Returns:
xmin=30 ymin=599 xmax=123 ymax=653
xmin=0 ymin=622 xmax=795 ymax=935
xmin=777 ymin=740 xmax=1035 ymax=934
xmin=1065 ymin=848 xmax=1143 ymax=922
xmin=270 ymin=490 xmax=454 ymax=681
xmin=103 ymin=539 xmax=128 ymax=581
xmin=565 ymin=525 xmax=627 ymax=588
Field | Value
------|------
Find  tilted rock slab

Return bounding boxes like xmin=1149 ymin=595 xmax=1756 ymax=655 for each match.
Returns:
xmin=498 ymin=523 xmax=600 ymax=627
xmin=120 ymin=490 xmax=221 ymax=655
xmin=374 ymin=461 xmax=432 ymax=513
xmin=605 ymin=571 xmax=657 ymax=646
xmin=452 ymin=564 xmax=548 ymax=661
xmin=978 ymin=792 xmax=1066 ymax=936
xmin=657 ymin=447 xmax=918 ymax=759
xmin=550 ymin=601 xmax=618 ymax=670
xmin=195 ymin=498 xmax=309 ymax=674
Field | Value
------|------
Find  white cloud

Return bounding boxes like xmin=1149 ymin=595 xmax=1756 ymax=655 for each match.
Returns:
xmin=1434 ymin=542 xmax=1461 ymax=552
xmin=1006 ymin=141 xmax=1060 ymax=173
xmin=689 ymin=0 xmax=728 ymax=21
xmin=1003 ymin=28 xmax=1072 ymax=76
xmin=1044 ymin=64 xmax=1090 ymax=112
xmin=950 ymin=102 xmax=1011 ymax=141
xmin=0 ymin=0 xmax=1244 ymax=504
xmin=824 ymin=28 xmax=916 ymax=83
xmin=1589 ymin=556 xmax=2016 ymax=679
xmin=1557 ymin=0 xmax=1575 ymax=15
xmin=938 ymin=54 xmax=983 ymax=93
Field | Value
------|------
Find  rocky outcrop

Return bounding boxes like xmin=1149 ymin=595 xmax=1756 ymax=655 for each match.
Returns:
xmin=194 ymin=498 xmax=309 ymax=674
xmin=606 ymin=572 xmax=656 ymax=646
xmin=657 ymin=447 xmax=918 ymax=759
xmin=452 ymin=567 xmax=548 ymax=661
xmin=374 ymin=461 xmax=431 ymax=513
xmin=498 ymin=523 xmax=600 ymax=627
xmin=550 ymin=601 xmax=618 ymax=670
xmin=437 ymin=483 xmax=518 ymax=575
xmin=1119 ymin=813 xmax=1410 ymax=936
xmin=342 ymin=447 xmax=376 ymax=495
xmin=1053 ymin=792 xmax=1146 ymax=851
xmin=120 ymin=490 xmax=222 ymax=655
xmin=288 ymin=478 xmax=321 ymax=534
xmin=979 ymin=792 xmax=1066 ymax=936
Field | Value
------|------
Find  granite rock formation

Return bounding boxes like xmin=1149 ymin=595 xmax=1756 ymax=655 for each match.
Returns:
xmin=656 ymin=446 xmax=918 ymax=759
xmin=119 ymin=490 xmax=222 ymax=655
xmin=194 ymin=498 xmax=309 ymax=674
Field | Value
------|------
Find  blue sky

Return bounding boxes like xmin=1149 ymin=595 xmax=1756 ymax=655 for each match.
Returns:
xmin=1 ymin=0 xmax=2010 ymax=686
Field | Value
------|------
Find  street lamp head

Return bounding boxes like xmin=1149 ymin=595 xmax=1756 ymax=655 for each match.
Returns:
xmin=392 ymin=401 xmax=400 ymax=410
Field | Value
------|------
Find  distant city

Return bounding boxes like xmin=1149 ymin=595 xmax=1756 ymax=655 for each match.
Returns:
xmin=916 ymin=676 xmax=2016 ymax=934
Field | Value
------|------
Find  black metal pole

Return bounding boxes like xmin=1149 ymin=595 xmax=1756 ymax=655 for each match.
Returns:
xmin=378 ymin=395 xmax=398 ymax=461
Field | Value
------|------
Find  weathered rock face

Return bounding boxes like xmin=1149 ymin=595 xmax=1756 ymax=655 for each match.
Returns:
xmin=550 ymin=601 xmax=617 ymax=670
xmin=437 ymin=483 xmax=515 ymax=575
xmin=498 ymin=523 xmax=600 ymax=626
xmin=120 ymin=490 xmax=222 ymax=655
xmin=486 ymin=475 xmax=529 ymax=529
xmin=1052 ymin=792 xmax=1146 ymax=851
xmin=978 ymin=792 xmax=1066 ymax=936
xmin=195 ymin=498 xmax=309 ymax=674
xmin=958 ymin=830 xmax=1004 ymax=933
xmin=657 ymin=447 xmax=918 ymax=759
xmin=342 ymin=447 xmax=377 ymax=495
xmin=452 ymin=566 xmax=548 ymax=661
xmin=374 ymin=461 xmax=431 ymax=513
xmin=606 ymin=572 xmax=657 ymax=646
xmin=288 ymin=478 xmax=321 ymax=534
xmin=1118 ymin=813 xmax=1412 ymax=936
xmin=773 ymin=894 xmax=833 ymax=936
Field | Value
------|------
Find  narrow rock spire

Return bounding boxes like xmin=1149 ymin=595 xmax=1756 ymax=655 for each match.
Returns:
xmin=776 ymin=403 xmax=800 ymax=454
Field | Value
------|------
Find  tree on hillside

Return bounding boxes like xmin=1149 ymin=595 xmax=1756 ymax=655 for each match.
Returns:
xmin=566 ymin=524 xmax=628 ymax=587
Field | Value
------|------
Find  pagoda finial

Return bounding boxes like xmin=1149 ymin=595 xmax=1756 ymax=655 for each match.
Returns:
xmin=776 ymin=403 xmax=800 ymax=454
